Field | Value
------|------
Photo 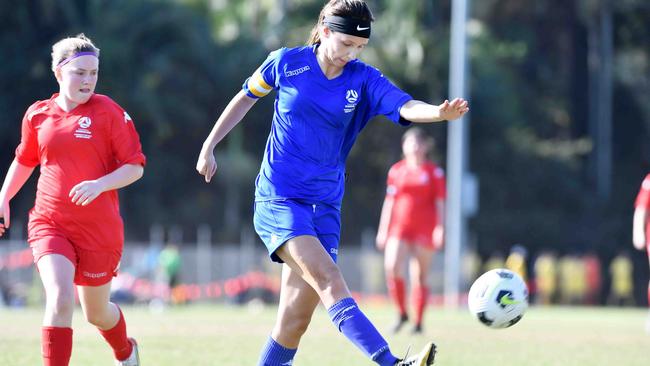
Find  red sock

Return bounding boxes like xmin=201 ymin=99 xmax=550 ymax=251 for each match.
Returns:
xmin=98 ymin=306 xmax=133 ymax=361
xmin=387 ymin=276 xmax=407 ymax=316
xmin=412 ymin=285 xmax=429 ymax=326
xmin=42 ymin=326 xmax=73 ymax=366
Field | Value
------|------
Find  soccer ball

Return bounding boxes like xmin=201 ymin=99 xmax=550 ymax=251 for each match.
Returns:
xmin=467 ymin=268 xmax=528 ymax=329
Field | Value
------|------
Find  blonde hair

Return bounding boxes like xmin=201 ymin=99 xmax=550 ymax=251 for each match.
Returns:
xmin=307 ymin=0 xmax=374 ymax=45
xmin=51 ymin=33 xmax=100 ymax=72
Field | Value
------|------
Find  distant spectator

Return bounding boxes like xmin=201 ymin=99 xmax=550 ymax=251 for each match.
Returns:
xmin=483 ymin=252 xmax=505 ymax=272
xmin=506 ymin=245 xmax=528 ymax=282
xmin=607 ymin=252 xmax=635 ymax=306
xmin=558 ymin=255 xmax=586 ymax=305
xmin=158 ymin=244 xmax=181 ymax=290
xmin=533 ymin=251 xmax=557 ymax=305
xmin=583 ymin=252 xmax=602 ymax=305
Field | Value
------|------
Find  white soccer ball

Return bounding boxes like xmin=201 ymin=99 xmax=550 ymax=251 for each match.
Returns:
xmin=467 ymin=268 xmax=528 ymax=329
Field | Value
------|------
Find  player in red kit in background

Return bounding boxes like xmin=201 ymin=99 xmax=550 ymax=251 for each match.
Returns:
xmin=633 ymin=173 xmax=650 ymax=332
xmin=0 ymin=34 xmax=144 ymax=366
xmin=376 ymin=127 xmax=446 ymax=334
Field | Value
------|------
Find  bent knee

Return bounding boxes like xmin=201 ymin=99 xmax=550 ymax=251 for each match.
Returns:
xmin=311 ymin=263 xmax=344 ymax=291
xmin=277 ymin=315 xmax=311 ymax=339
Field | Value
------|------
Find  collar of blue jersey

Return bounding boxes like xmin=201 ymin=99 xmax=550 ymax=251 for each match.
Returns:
xmin=323 ymin=15 xmax=371 ymax=38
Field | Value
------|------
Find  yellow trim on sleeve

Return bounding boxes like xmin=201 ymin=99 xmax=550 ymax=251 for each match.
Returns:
xmin=255 ymin=73 xmax=272 ymax=90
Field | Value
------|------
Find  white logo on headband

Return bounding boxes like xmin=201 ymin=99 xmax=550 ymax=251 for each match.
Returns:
xmin=357 ymin=25 xmax=370 ymax=31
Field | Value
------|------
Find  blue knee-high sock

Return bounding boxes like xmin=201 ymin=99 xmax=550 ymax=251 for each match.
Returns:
xmin=328 ymin=297 xmax=399 ymax=366
xmin=257 ymin=336 xmax=297 ymax=366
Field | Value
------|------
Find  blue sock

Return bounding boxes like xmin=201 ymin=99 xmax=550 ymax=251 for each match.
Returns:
xmin=328 ymin=297 xmax=399 ymax=366
xmin=257 ymin=336 xmax=297 ymax=366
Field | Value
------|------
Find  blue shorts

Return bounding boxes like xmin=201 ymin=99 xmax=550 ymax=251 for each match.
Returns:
xmin=253 ymin=199 xmax=341 ymax=263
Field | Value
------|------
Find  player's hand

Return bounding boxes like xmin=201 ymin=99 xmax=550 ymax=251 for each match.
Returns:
xmin=196 ymin=149 xmax=217 ymax=183
xmin=432 ymin=225 xmax=444 ymax=250
xmin=375 ymin=232 xmax=387 ymax=251
xmin=632 ymin=233 xmax=646 ymax=251
xmin=69 ymin=180 xmax=105 ymax=206
xmin=0 ymin=200 xmax=10 ymax=237
xmin=438 ymin=98 xmax=469 ymax=121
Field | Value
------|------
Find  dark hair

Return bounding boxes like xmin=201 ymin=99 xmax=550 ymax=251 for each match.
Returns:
xmin=402 ymin=127 xmax=435 ymax=155
xmin=402 ymin=127 xmax=434 ymax=145
xmin=307 ymin=0 xmax=374 ymax=45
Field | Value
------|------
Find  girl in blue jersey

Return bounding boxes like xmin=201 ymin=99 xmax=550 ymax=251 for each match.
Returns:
xmin=197 ymin=1 xmax=468 ymax=365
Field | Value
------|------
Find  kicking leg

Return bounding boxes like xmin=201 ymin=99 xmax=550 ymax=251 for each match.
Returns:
xmin=276 ymin=235 xmax=399 ymax=366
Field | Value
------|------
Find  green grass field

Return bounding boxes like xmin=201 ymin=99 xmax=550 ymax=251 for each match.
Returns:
xmin=0 ymin=303 xmax=648 ymax=365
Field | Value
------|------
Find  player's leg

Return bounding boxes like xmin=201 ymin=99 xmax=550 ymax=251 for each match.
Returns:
xmin=77 ymin=284 xmax=137 ymax=364
xmin=36 ymin=253 xmax=76 ymax=366
xmin=76 ymin=248 xmax=137 ymax=365
xmin=383 ymin=237 xmax=409 ymax=333
xmin=276 ymin=235 xmax=400 ymax=366
xmin=409 ymin=244 xmax=435 ymax=333
xmin=258 ymin=264 xmax=320 ymax=365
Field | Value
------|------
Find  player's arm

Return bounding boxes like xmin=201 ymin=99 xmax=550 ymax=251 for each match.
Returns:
xmin=376 ymin=195 xmax=395 ymax=251
xmin=632 ymin=207 xmax=647 ymax=251
xmin=400 ymin=98 xmax=469 ymax=123
xmin=0 ymin=159 xmax=36 ymax=234
xmin=433 ymin=198 xmax=445 ymax=250
xmin=197 ymin=90 xmax=258 ymax=183
xmin=69 ymin=164 xmax=143 ymax=206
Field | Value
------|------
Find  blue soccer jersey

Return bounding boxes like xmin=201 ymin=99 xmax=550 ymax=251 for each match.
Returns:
xmin=243 ymin=45 xmax=412 ymax=208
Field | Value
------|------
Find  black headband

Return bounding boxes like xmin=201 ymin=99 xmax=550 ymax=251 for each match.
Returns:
xmin=323 ymin=15 xmax=371 ymax=39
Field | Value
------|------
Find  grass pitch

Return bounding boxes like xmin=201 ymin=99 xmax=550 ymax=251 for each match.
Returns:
xmin=0 ymin=303 xmax=648 ymax=365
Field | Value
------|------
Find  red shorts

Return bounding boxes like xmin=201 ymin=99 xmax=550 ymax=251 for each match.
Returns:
xmin=28 ymin=212 xmax=122 ymax=286
xmin=388 ymin=224 xmax=435 ymax=249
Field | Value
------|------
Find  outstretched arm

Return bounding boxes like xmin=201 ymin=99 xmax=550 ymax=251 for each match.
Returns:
xmin=196 ymin=90 xmax=258 ymax=183
xmin=0 ymin=159 xmax=36 ymax=234
xmin=400 ymin=98 xmax=469 ymax=123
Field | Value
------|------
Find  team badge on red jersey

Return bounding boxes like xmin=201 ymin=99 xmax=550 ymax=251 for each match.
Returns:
xmin=74 ymin=116 xmax=93 ymax=139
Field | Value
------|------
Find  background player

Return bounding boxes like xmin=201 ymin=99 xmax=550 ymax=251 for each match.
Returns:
xmin=0 ymin=34 xmax=145 ymax=366
xmin=376 ymin=127 xmax=446 ymax=334
xmin=196 ymin=1 xmax=468 ymax=365
xmin=633 ymin=173 xmax=650 ymax=331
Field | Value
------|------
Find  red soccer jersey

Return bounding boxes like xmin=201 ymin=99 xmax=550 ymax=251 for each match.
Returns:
xmin=15 ymin=94 xmax=145 ymax=249
xmin=386 ymin=160 xmax=446 ymax=233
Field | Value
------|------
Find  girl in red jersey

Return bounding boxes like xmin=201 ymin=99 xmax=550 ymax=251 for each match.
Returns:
xmin=633 ymin=173 xmax=650 ymax=332
xmin=376 ymin=127 xmax=446 ymax=334
xmin=0 ymin=34 xmax=144 ymax=366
